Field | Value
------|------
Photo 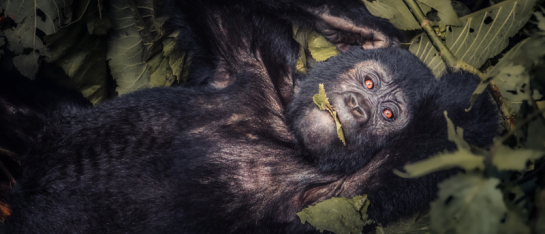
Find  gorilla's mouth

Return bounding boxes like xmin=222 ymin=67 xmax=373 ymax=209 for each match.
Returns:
xmin=310 ymin=84 xmax=347 ymax=145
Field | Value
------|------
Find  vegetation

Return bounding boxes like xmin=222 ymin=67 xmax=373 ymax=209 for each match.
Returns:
xmin=0 ymin=0 xmax=544 ymax=233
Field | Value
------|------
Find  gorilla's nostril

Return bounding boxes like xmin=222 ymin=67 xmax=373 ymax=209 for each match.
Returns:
xmin=347 ymin=94 xmax=356 ymax=108
xmin=352 ymin=106 xmax=365 ymax=117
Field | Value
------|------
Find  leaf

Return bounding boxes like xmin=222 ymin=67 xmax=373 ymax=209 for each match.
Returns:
xmin=364 ymin=0 xmax=459 ymax=30
xmin=362 ymin=0 xmax=397 ymax=20
xmin=45 ymin=2 xmax=110 ymax=105
xmin=444 ymin=111 xmax=470 ymax=150
xmin=487 ymin=36 xmax=545 ymax=78
xmin=11 ymin=53 xmax=42 ymax=78
xmin=147 ymin=32 xmax=191 ymax=86
xmin=293 ymin=25 xmax=311 ymax=73
xmin=297 ymin=195 xmax=373 ymax=234
xmin=364 ymin=0 xmax=422 ymax=30
xmin=430 ymin=173 xmax=507 ymax=234
xmin=419 ymin=0 xmax=462 ymax=26
xmin=313 ymin=84 xmax=346 ymax=145
xmin=451 ymin=1 xmax=471 ymax=18
xmin=534 ymin=9 xmax=545 ymax=31
xmin=297 ymin=0 xmax=461 ymax=66
xmin=313 ymin=84 xmax=331 ymax=111
xmin=526 ymin=116 xmax=545 ymax=150
xmin=497 ymin=211 xmax=531 ymax=234
xmin=107 ymin=0 xmax=164 ymax=95
xmin=466 ymin=80 xmax=489 ymax=112
xmin=2 ymin=0 xmax=73 ymax=78
xmin=307 ymin=30 xmax=339 ymax=62
xmin=394 ymin=149 xmax=484 ymax=178
xmin=493 ymin=65 xmax=530 ymax=112
xmin=492 ymin=145 xmax=544 ymax=171
xmin=468 ymin=34 xmax=545 ymax=111
xmin=409 ymin=0 xmax=536 ymax=77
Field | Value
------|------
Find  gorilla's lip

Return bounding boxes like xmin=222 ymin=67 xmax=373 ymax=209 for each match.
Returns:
xmin=313 ymin=98 xmax=345 ymax=127
xmin=329 ymin=96 xmax=348 ymax=127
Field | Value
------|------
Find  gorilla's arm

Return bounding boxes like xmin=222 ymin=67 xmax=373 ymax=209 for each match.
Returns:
xmin=163 ymin=0 xmax=402 ymax=103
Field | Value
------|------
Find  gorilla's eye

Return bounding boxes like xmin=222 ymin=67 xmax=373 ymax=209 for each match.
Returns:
xmin=383 ymin=108 xmax=393 ymax=119
xmin=364 ymin=77 xmax=374 ymax=89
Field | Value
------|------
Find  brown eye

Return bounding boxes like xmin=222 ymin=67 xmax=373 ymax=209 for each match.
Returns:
xmin=365 ymin=78 xmax=374 ymax=89
xmin=383 ymin=109 xmax=393 ymax=119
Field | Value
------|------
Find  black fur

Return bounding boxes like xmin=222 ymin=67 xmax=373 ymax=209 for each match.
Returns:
xmin=0 ymin=0 xmax=499 ymax=233
xmin=0 ymin=76 xmax=91 ymax=157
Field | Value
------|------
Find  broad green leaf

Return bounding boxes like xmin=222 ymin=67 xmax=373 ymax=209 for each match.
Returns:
xmin=526 ymin=115 xmax=545 ymax=150
xmin=493 ymin=65 xmax=531 ymax=111
xmin=410 ymin=0 xmax=536 ymax=77
xmin=107 ymin=0 xmax=165 ymax=95
xmin=307 ymin=31 xmax=339 ymax=62
xmin=363 ymin=0 xmax=459 ymax=30
xmin=296 ymin=46 xmax=308 ymax=73
xmin=2 ymin=0 xmax=73 ymax=78
xmin=148 ymin=32 xmax=191 ymax=86
xmin=487 ymin=36 xmax=545 ymax=78
xmin=430 ymin=173 xmax=507 ymax=234
xmin=444 ymin=111 xmax=470 ymax=150
xmin=297 ymin=195 xmax=373 ymax=234
xmin=497 ymin=211 xmax=530 ymax=234
xmin=296 ymin=0 xmax=461 ymax=67
xmin=362 ymin=0 xmax=397 ymax=20
xmin=420 ymin=0 xmax=462 ymax=26
xmin=466 ymin=79 xmax=489 ymax=112
xmin=46 ymin=2 xmax=110 ymax=105
xmin=467 ymin=34 xmax=545 ymax=111
xmin=293 ymin=25 xmax=312 ymax=73
xmin=363 ymin=0 xmax=423 ymax=30
xmin=11 ymin=54 xmax=43 ymax=79
xmin=313 ymin=84 xmax=346 ymax=145
xmin=492 ymin=145 xmax=544 ymax=171
xmin=535 ymin=9 xmax=545 ymax=31
xmin=313 ymin=84 xmax=331 ymax=111
xmin=394 ymin=149 xmax=484 ymax=178
xmin=451 ymin=1 xmax=471 ymax=17
xmin=484 ymin=35 xmax=545 ymax=112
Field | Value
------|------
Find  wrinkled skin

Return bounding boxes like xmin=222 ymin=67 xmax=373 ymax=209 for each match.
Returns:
xmin=0 ymin=0 xmax=500 ymax=233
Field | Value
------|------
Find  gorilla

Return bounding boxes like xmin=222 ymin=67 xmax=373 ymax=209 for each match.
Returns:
xmin=0 ymin=0 xmax=499 ymax=233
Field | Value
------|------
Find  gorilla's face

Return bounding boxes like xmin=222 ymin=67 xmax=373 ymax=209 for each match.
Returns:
xmin=295 ymin=59 xmax=411 ymax=147
xmin=287 ymin=48 xmax=437 ymax=173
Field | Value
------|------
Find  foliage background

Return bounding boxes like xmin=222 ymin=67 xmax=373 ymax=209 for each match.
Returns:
xmin=0 ymin=0 xmax=544 ymax=233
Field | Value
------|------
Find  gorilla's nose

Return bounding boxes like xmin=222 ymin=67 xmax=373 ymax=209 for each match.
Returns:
xmin=345 ymin=93 xmax=370 ymax=124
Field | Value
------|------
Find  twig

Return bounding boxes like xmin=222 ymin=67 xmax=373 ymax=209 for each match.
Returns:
xmin=495 ymin=108 xmax=545 ymax=146
xmin=0 ymin=148 xmax=16 ymax=159
xmin=0 ymin=161 xmax=16 ymax=184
